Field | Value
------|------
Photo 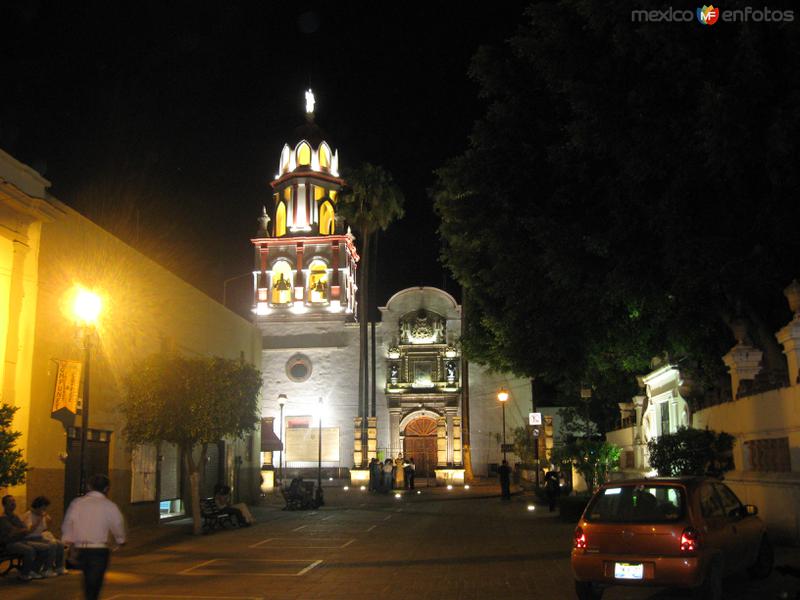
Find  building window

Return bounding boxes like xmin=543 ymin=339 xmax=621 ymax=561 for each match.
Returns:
xmin=319 ymin=201 xmax=335 ymax=235
xmin=659 ymin=401 xmax=670 ymax=436
xmin=745 ymin=437 xmax=791 ymax=472
xmin=271 ymin=261 xmax=293 ymax=304
xmin=308 ymin=260 xmax=328 ymax=303
xmin=297 ymin=141 xmax=311 ymax=166
xmin=319 ymin=143 xmax=330 ymax=169
xmin=286 ymin=354 xmax=312 ymax=382
xmin=280 ymin=145 xmax=290 ymax=173
xmin=275 ymin=202 xmax=287 ymax=237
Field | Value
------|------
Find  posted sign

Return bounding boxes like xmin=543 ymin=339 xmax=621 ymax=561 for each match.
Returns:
xmin=528 ymin=412 xmax=542 ymax=426
xmin=52 ymin=359 xmax=82 ymax=414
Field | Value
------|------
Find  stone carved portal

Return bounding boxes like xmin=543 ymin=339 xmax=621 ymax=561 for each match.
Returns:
xmin=403 ymin=417 xmax=438 ymax=478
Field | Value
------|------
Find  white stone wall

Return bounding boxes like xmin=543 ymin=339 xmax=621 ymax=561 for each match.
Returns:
xmin=259 ymin=318 xmax=360 ymax=472
xmin=693 ymin=384 xmax=800 ymax=542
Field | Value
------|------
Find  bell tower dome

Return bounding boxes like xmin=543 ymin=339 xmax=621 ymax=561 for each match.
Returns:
xmin=251 ymin=90 xmax=359 ymax=321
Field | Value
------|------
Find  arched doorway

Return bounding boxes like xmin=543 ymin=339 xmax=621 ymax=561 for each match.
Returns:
xmin=403 ymin=417 xmax=437 ymax=477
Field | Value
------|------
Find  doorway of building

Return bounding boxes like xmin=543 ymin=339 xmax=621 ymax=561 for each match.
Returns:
xmin=403 ymin=417 xmax=438 ymax=477
xmin=64 ymin=428 xmax=110 ymax=509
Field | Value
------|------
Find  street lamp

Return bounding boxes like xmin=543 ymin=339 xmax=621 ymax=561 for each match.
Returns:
xmin=277 ymin=394 xmax=286 ymax=486
xmin=497 ymin=387 xmax=509 ymax=462
xmin=316 ymin=397 xmax=325 ymax=507
xmin=73 ymin=287 xmax=102 ymax=496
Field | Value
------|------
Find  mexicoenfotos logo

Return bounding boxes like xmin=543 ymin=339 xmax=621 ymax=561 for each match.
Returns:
xmin=632 ymin=5 xmax=794 ymax=23
xmin=697 ymin=5 xmax=720 ymax=25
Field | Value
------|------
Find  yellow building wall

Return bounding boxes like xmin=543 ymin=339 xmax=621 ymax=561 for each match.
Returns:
xmin=22 ymin=196 xmax=261 ymax=528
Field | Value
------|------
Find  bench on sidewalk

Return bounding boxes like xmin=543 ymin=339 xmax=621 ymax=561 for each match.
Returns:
xmin=281 ymin=479 xmax=318 ymax=511
xmin=0 ymin=550 xmax=23 ymax=576
xmin=200 ymin=498 xmax=236 ymax=532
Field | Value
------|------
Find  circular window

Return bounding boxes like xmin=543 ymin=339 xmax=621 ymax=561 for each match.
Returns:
xmin=286 ymin=354 xmax=312 ymax=382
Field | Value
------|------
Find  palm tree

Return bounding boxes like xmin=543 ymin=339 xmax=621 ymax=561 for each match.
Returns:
xmin=339 ymin=163 xmax=404 ymax=463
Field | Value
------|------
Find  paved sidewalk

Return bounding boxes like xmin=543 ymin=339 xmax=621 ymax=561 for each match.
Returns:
xmin=1 ymin=481 xmax=798 ymax=599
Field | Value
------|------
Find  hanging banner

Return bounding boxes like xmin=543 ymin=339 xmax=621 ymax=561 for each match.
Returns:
xmin=52 ymin=360 xmax=82 ymax=414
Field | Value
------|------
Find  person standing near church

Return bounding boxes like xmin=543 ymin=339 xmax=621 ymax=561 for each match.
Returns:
xmin=62 ymin=474 xmax=126 ymax=600
xmin=498 ymin=460 xmax=512 ymax=500
xmin=394 ymin=453 xmax=405 ymax=490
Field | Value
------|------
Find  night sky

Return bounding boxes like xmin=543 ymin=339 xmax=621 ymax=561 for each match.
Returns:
xmin=1 ymin=2 xmax=527 ymax=316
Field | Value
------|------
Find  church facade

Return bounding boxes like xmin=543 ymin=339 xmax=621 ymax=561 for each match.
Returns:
xmin=251 ymin=94 xmax=534 ymax=483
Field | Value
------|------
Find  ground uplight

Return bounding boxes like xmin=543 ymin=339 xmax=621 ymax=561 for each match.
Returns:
xmin=527 ymin=505 xmax=535 ymax=511
xmin=360 ymin=485 xmax=366 ymax=491
xmin=416 ymin=490 xmax=421 ymax=495
xmin=447 ymin=485 xmax=453 ymax=490
xmin=343 ymin=486 xmax=349 ymax=491
xmin=394 ymin=493 xmax=401 ymax=499
xmin=464 ymin=484 xmax=470 ymax=490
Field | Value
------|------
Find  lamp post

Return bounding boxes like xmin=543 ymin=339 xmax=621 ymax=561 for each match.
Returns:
xmin=315 ymin=397 xmax=325 ymax=507
xmin=278 ymin=394 xmax=286 ymax=486
xmin=73 ymin=288 xmax=102 ymax=496
xmin=497 ymin=387 xmax=509 ymax=463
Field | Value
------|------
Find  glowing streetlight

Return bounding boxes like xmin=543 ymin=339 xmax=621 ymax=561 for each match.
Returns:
xmin=72 ymin=287 xmax=102 ymax=496
xmin=497 ymin=387 xmax=509 ymax=462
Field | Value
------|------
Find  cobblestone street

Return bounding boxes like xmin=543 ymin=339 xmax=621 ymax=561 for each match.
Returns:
xmin=2 ymin=483 xmax=799 ymax=600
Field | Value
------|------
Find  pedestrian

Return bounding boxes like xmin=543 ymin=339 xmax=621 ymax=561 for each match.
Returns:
xmin=62 ymin=474 xmax=126 ymax=600
xmin=23 ymin=496 xmax=66 ymax=575
xmin=405 ymin=457 xmax=415 ymax=489
xmin=498 ymin=459 xmax=512 ymax=500
xmin=0 ymin=495 xmax=52 ymax=580
xmin=394 ymin=453 xmax=405 ymax=490
xmin=382 ymin=458 xmax=393 ymax=493
xmin=369 ymin=457 xmax=380 ymax=492
xmin=545 ymin=470 xmax=561 ymax=512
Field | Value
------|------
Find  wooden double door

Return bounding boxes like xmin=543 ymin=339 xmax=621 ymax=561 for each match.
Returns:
xmin=403 ymin=417 xmax=438 ymax=477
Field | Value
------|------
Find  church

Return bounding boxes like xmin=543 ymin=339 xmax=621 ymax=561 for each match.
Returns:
xmin=251 ymin=92 xmax=538 ymax=484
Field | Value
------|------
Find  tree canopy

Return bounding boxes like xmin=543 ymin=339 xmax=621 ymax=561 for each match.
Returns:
xmin=0 ymin=403 xmax=27 ymax=489
xmin=122 ymin=352 xmax=261 ymax=533
xmin=434 ymin=0 xmax=800 ymax=428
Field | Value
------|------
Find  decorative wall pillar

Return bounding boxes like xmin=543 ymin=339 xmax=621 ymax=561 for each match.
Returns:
xmin=452 ymin=416 xmax=462 ymax=466
xmin=445 ymin=409 xmax=457 ymax=465
xmin=436 ymin=417 xmax=447 ymax=466
xmin=295 ymin=243 xmax=305 ymax=302
xmin=543 ymin=415 xmax=554 ymax=461
xmin=776 ymin=280 xmax=800 ymax=386
xmin=366 ymin=416 xmax=377 ymax=462
xmin=722 ymin=343 xmax=763 ymax=399
xmin=389 ymin=409 xmax=402 ymax=458
xmin=353 ymin=417 xmax=363 ymax=467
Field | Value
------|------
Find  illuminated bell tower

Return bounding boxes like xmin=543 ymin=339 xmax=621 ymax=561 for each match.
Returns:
xmin=251 ymin=90 xmax=359 ymax=319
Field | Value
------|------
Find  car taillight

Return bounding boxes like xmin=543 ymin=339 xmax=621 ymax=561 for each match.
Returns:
xmin=680 ymin=527 xmax=698 ymax=553
xmin=574 ymin=526 xmax=587 ymax=549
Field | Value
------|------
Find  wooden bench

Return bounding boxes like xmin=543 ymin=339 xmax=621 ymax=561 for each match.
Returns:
xmin=0 ymin=550 xmax=23 ymax=577
xmin=200 ymin=498 xmax=236 ymax=532
xmin=281 ymin=479 xmax=318 ymax=511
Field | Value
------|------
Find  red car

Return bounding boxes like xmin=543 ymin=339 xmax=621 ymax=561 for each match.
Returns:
xmin=571 ymin=477 xmax=773 ymax=599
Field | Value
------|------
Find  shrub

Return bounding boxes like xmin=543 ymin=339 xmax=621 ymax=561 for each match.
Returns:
xmin=647 ymin=426 xmax=734 ymax=477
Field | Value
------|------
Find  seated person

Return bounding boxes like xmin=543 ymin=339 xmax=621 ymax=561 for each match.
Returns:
xmin=23 ymin=496 xmax=66 ymax=575
xmin=0 ymin=495 xmax=53 ymax=581
xmin=213 ymin=485 xmax=254 ymax=526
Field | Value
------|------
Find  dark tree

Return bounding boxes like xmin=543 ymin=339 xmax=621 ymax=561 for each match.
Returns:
xmin=434 ymin=0 xmax=800 ymax=429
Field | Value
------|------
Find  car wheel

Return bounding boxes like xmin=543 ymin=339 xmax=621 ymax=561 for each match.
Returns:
xmin=574 ymin=580 xmax=604 ymax=600
xmin=692 ymin=558 xmax=722 ymax=600
xmin=748 ymin=535 xmax=774 ymax=579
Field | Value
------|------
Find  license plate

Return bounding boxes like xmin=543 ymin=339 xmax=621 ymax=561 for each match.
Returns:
xmin=614 ymin=562 xmax=644 ymax=580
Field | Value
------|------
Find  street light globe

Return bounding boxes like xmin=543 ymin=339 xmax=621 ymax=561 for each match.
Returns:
xmin=73 ymin=288 xmax=102 ymax=325
xmin=278 ymin=393 xmax=287 ymax=407
xmin=497 ymin=388 xmax=509 ymax=403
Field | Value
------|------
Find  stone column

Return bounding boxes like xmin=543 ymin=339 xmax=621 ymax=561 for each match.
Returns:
xmin=389 ymin=409 xmax=402 ymax=458
xmin=452 ymin=416 xmax=462 ymax=465
xmin=436 ymin=417 xmax=447 ymax=466
xmin=776 ymin=280 xmax=800 ymax=386
xmin=353 ymin=417 xmax=363 ymax=467
xmin=722 ymin=343 xmax=763 ymax=399
xmin=445 ymin=409 xmax=457 ymax=465
xmin=366 ymin=416 xmax=377 ymax=462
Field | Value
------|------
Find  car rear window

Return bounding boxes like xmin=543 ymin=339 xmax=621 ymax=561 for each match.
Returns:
xmin=585 ymin=484 xmax=685 ymax=523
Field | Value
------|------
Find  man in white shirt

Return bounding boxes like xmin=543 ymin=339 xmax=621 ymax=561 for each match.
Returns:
xmin=62 ymin=474 xmax=126 ymax=600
